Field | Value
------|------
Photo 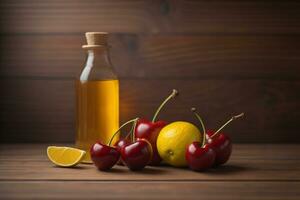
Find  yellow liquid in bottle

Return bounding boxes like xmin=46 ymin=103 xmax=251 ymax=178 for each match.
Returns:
xmin=76 ymin=79 xmax=119 ymax=163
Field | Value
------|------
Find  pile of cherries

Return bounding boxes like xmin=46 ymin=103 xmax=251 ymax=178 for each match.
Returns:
xmin=90 ymin=89 xmax=244 ymax=171
xmin=90 ymin=89 xmax=178 ymax=171
xmin=186 ymin=108 xmax=244 ymax=171
xmin=91 ymin=118 xmax=154 ymax=171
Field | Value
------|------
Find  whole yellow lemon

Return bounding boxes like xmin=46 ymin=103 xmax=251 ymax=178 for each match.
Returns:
xmin=157 ymin=121 xmax=202 ymax=167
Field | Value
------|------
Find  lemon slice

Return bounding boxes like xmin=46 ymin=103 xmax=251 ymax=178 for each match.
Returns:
xmin=47 ymin=146 xmax=86 ymax=167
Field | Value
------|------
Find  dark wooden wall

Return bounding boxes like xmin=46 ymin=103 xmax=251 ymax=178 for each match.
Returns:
xmin=0 ymin=0 xmax=300 ymax=143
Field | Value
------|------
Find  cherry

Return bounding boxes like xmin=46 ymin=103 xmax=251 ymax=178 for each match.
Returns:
xmin=115 ymin=139 xmax=131 ymax=152
xmin=90 ymin=118 xmax=138 ymax=171
xmin=205 ymin=130 xmax=215 ymax=143
xmin=206 ymin=132 xmax=232 ymax=166
xmin=135 ymin=89 xmax=178 ymax=165
xmin=115 ymin=138 xmax=131 ymax=165
xmin=186 ymin=142 xmax=216 ymax=171
xmin=134 ymin=119 xmax=166 ymax=165
xmin=118 ymin=119 xmax=152 ymax=170
xmin=90 ymin=142 xmax=120 ymax=171
xmin=206 ymin=113 xmax=244 ymax=166
xmin=186 ymin=108 xmax=216 ymax=171
xmin=121 ymin=138 xmax=152 ymax=171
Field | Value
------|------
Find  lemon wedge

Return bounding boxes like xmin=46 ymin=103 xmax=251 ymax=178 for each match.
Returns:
xmin=47 ymin=146 xmax=86 ymax=167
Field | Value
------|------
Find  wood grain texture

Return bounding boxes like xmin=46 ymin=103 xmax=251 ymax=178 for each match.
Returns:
xmin=0 ymin=0 xmax=299 ymax=144
xmin=0 ymin=79 xmax=299 ymax=143
xmin=1 ymin=145 xmax=299 ymax=199
xmin=1 ymin=0 xmax=300 ymax=34
xmin=0 ymin=79 xmax=75 ymax=142
xmin=0 ymin=34 xmax=299 ymax=79
xmin=1 ymin=181 xmax=299 ymax=200
xmin=0 ymin=144 xmax=299 ymax=181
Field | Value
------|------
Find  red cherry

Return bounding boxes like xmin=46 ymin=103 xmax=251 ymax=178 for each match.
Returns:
xmin=206 ymin=130 xmax=214 ymax=137
xmin=134 ymin=119 xmax=167 ymax=165
xmin=121 ymin=139 xmax=152 ymax=171
xmin=205 ymin=112 xmax=243 ymax=166
xmin=115 ymin=138 xmax=131 ymax=152
xmin=186 ymin=142 xmax=216 ymax=171
xmin=115 ymin=139 xmax=131 ymax=165
xmin=187 ymin=108 xmax=216 ymax=171
xmin=206 ymin=132 xmax=232 ymax=166
xmin=90 ymin=118 xmax=141 ymax=170
xmin=90 ymin=142 xmax=120 ymax=171
xmin=135 ymin=89 xmax=178 ymax=166
xmin=187 ymin=108 xmax=243 ymax=170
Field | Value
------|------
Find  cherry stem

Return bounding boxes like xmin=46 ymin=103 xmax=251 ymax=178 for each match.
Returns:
xmin=191 ymin=107 xmax=206 ymax=147
xmin=108 ymin=118 xmax=139 ymax=146
xmin=211 ymin=113 xmax=244 ymax=139
xmin=152 ymin=89 xmax=178 ymax=122
xmin=128 ymin=119 xmax=136 ymax=139
xmin=130 ymin=118 xmax=139 ymax=142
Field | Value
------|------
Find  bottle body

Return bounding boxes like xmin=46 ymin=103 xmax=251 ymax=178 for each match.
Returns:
xmin=76 ymin=79 xmax=119 ymax=163
xmin=75 ymin=35 xmax=119 ymax=163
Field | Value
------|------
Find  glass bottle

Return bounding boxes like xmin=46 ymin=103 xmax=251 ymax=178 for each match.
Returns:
xmin=76 ymin=32 xmax=119 ymax=163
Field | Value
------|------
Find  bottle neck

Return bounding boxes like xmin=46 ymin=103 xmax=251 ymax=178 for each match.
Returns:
xmin=86 ymin=47 xmax=110 ymax=67
xmin=80 ymin=47 xmax=116 ymax=81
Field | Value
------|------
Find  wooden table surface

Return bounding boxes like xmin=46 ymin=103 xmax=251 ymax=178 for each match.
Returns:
xmin=0 ymin=144 xmax=299 ymax=199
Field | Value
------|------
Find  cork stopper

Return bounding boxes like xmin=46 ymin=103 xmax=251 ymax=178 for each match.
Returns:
xmin=82 ymin=32 xmax=108 ymax=49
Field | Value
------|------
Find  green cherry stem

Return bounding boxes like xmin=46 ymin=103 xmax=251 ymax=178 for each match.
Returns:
xmin=211 ymin=113 xmax=244 ymax=139
xmin=128 ymin=118 xmax=136 ymax=138
xmin=191 ymin=107 xmax=206 ymax=147
xmin=108 ymin=118 xmax=139 ymax=146
xmin=130 ymin=118 xmax=139 ymax=142
xmin=152 ymin=89 xmax=179 ymax=122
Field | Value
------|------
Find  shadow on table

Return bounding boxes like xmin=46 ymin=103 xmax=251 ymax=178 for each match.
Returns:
xmin=157 ymin=163 xmax=249 ymax=175
xmin=101 ymin=167 xmax=127 ymax=173
xmin=55 ymin=162 xmax=249 ymax=175
xmin=92 ymin=166 xmax=169 ymax=174
xmin=53 ymin=165 xmax=91 ymax=170
xmin=206 ymin=164 xmax=248 ymax=174
xmin=132 ymin=167 xmax=169 ymax=175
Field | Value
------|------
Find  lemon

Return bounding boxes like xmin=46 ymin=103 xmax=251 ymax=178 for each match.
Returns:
xmin=157 ymin=121 xmax=202 ymax=167
xmin=47 ymin=146 xmax=86 ymax=167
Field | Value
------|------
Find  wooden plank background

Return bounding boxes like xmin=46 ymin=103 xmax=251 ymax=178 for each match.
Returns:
xmin=0 ymin=0 xmax=299 ymax=143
